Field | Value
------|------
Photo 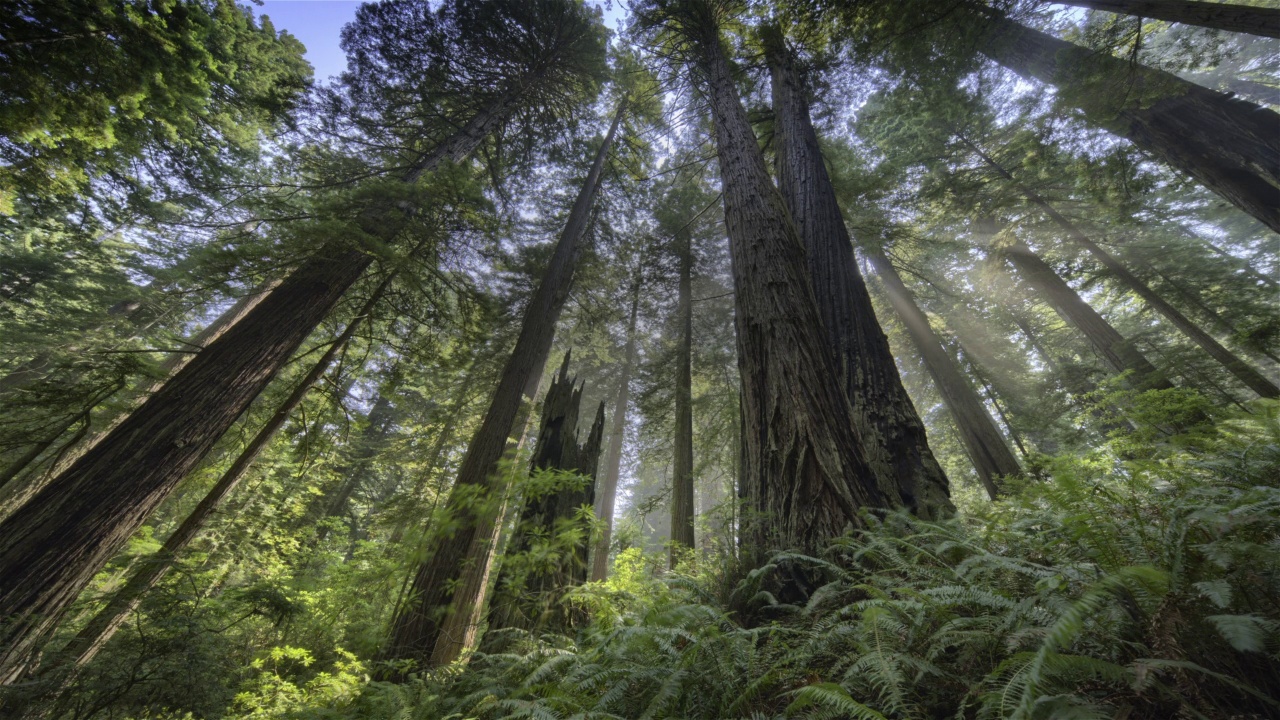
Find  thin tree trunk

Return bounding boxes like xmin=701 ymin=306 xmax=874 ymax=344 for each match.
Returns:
xmin=866 ymin=246 xmax=1017 ymax=500
xmin=0 ymin=95 xmax=516 ymax=682
xmin=590 ymin=279 xmax=641 ymax=582
xmin=977 ymin=9 xmax=1280 ymax=232
xmin=675 ymin=5 xmax=896 ymax=562
xmin=27 ymin=274 xmax=390 ymax=693
xmin=768 ymin=33 xmax=953 ymax=520
xmin=964 ymin=135 xmax=1280 ymax=398
xmin=379 ymin=101 xmax=626 ymax=672
xmin=994 ymin=228 xmax=1174 ymax=392
xmin=670 ymin=231 xmax=696 ymax=565
xmin=311 ymin=390 xmax=398 ymax=545
xmin=1053 ymin=0 xmax=1280 ymax=38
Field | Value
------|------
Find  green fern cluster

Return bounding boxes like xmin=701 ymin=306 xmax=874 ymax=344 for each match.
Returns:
xmin=231 ymin=404 xmax=1280 ymax=720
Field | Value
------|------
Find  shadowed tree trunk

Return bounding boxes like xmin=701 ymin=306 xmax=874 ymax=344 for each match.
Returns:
xmin=964 ymin=135 xmax=1280 ymax=399
xmin=590 ymin=278 xmax=641 ymax=581
xmin=19 ymin=275 xmax=393 ymax=695
xmin=994 ymin=230 xmax=1174 ymax=392
xmin=767 ymin=33 xmax=953 ymax=520
xmin=866 ymin=245 xmax=1018 ymax=499
xmin=977 ymin=9 xmax=1280 ymax=232
xmin=670 ymin=230 xmax=696 ymax=565
xmin=379 ymin=101 xmax=625 ymax=672
xmin=0 ymin=93 xmax=521 ymax=683
xmin=674 ymin=3 xmax=897 ymax=560
xmin=1053 ymin=0 xmax=1280 ymax=38
xmin=488 ymin=355 xmax=605 ymax=637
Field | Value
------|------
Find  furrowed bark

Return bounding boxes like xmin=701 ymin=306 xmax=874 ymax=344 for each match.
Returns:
xmin=670 ymin=230 xmax=696 ymax=565
xmin=590 ymin=278 xmax=641 ymax=582
xmin=977 ymin=10 xmax=1280 ymax=232
xmin=1053 ymin=0 xmax=1280 ymax=38
xmin=679 ymin=5 xmax=896 ymax=559
xmin=379 ymin=100 xmax=625 ymax=672
xmin=768 ymin=34 xmax=953 ymax=519
xmin=866 ymin=246 xmax=1018 ymax=499
xmin=0 ymin=95 xmax=514 ymax=683
xmin=964 ymin=135 xmax=1280 ymax=398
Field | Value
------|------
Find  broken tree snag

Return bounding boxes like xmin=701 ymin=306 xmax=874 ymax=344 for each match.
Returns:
xmin=487 ymin=353 xmax=606 ymax=640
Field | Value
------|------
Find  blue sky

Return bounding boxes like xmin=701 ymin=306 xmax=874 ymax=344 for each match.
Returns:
xmin=256 ymin=0 xmax=630 ymax=83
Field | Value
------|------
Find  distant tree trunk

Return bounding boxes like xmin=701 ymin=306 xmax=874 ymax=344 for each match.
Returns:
xmin=677 ymin=6 xmax=896 ymax=561
xmin=488 ymin=355 xmax=605 ymax=636
xmin=0 ymin=95 xmax=516 ymax=683
xmin=379 ymin=101 xmax=625 ymax=672
xmin=996 ymin=232 xmax=1174 ymax=392
xmin=866 ymin=246 xmax=1017 ymax=500
xmin=26 ymin=275 xmax=390 ymax=692
xmin=0 ymin=280 xmax=281 ymax=519
xmin=767 ymin=33 xmax=953 ymax=520
xmin=670 ymin=231 xmax=696 ymax=565
xmin=964 ymin=135 xmax=1280 ymax=398
xmin=977 ymin=10 xmax=1280 ymax=232
xmin=310 ymin=388 xmax=399 ymax=545
xmin=590 ymin=278 xmax=641 ymax=581
xmin=1052 ymin=0 xmax=1280 ymax=38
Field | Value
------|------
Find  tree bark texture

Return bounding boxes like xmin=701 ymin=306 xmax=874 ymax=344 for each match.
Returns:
xmin=866 ymin=246 xmax=1018 ymax=500
xmin=965 ymin=136 xmax=1280 ymax=398
xmin=590 ymin=279 xmax=641 ymax=581
xmin=27 ymin=276 xmax=390 ymax=689
xmin=0 ymin=95 xmax=514 ymax=683
xmin=380 ymin=101 xmax=625 ymax=671
xmin=670 ymin=231 xmax=696 ymax=565
xmin=997 ymin=234 xmax=1175 ymax=392
xmin=979 ymin=11 xmax=1280 ymax=232
xmin=768 ymin=36 xmax=954 ymax=520
xmin=681 ymin=9 xmax=898 ymax=560
xmin=489 ymin=355 xmax=605 ymax=635
xmin=1053 ymin=0 xmax=1280 ymax=38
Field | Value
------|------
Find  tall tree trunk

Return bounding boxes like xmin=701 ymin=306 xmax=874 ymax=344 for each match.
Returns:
xmin=22 ymin=276 xmax=391 ymax=693
xmin=675 ymin=4 xmax=897 ymax=561
xmin=310 ymin=389 xmax=399 ymax=545
xmin=379 ymin=101 xmax=626 ymax=672
xmin=995 ymin=232 xmax=1175 ymax=392
xmin=488 ymin=355 xmax=605 ymax=636
xmin=866 ymin=246 xmax=1018 ymax=500
xmin=590 ymin=279 xmax=641 ymax=582
xmin=0 ymin=95 xmax=516 ymax=683
xmin=767 ymin=34 xmax=953 ymax=520
xmin=1053 ymin=0 xmax=1280 ymax=38
xmin=965 ymin=135 xmax=1280 ymax=398
xmin=670 ymin=231 xmax=696 ymax=566
xmin=977 ymin=9 xmax=1280 ymax=232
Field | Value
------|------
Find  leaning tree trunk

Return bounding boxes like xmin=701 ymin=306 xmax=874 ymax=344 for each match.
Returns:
xmin=0 ymin=94 xmax=518 ymax=683
xmin=977 ymin=9 xmax=1280 ymax=232
xmin=379 ymin=101 xmax=626 ymax=673
xmin=866 ymin=246 xmax=1018 ymax=500
xmin=767 ymin=34 xmax=953 ymax=520
xmin=677 ymin=6 xmax=897 ymax=561
xmin=963 ymin=135 xmax=1280 ymax=399
xmin=995 ymin=232 xmax=1175 ymax=392
xmin=670 ymin=231 xmax=696 ymax=566
xmin=488 ymin=355 xmax=605 ymax=637
xmin=0 ymin=280 xmax=281 ymax=519
xmin=24 ymin=276 xmax=392 ymax=696
xmin=1053 ymin=0 xmax=1280 ymax=38
xmin=590 ymin=278 xmax=641 ymax=582
xmin=309 ymin=387 xmax=400 ymax=545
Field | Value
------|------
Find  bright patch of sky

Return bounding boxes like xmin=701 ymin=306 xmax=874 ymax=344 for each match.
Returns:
xmin=255 ymin=0 xmax=630 ymax=84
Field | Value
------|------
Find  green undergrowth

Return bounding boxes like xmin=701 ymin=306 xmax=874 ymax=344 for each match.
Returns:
xmin=225 ymin=401 xmax=1280 ymax=720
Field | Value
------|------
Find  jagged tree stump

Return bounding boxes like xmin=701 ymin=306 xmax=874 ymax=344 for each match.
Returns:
xmin=487 ymin=353 xmax=605 ymax=638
